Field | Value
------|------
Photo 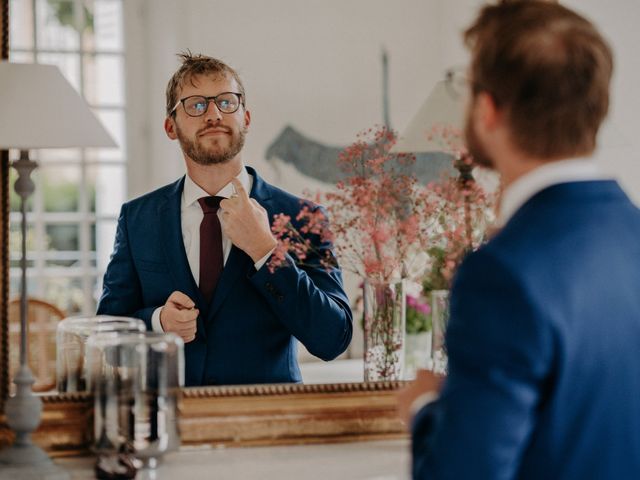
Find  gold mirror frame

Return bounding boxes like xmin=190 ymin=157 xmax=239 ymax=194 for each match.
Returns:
xmin=0 ymin=1 xmax=408 ymax=453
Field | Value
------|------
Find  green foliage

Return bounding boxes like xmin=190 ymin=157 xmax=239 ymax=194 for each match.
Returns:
xmin=422 ymin=246 xmax=450 ymax=292
xmin=405 ymin=295 xmax=432 ymax=334
xmin=47 ymin=0 xmax=94 ymax=33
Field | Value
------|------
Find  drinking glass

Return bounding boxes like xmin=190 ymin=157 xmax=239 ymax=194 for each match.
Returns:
xmin=56 ymin=315 xmax=146 ymax=392
xmin=86 ymin=331 xmax=184 ymax=468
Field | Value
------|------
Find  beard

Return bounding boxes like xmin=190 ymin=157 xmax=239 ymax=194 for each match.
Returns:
xmin=176 ymin=122 xmax=247 ymax=166
xmin=464 ymin=103 xmax=494 ymax=169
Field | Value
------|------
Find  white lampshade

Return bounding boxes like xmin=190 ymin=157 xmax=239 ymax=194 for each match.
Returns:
xmin=0 ymin=61 xmax=116 ymax=149
xmin=392 ymin=80 xmax=466 ymax=154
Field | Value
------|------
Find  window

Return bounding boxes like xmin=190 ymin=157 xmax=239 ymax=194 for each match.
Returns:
xmin=9 ymin=0 xmax=126 ymax=315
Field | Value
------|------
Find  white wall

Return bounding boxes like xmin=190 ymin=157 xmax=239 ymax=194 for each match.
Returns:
xmin=123 ymin=0 xmax=467 ymax=197
xmin=563 ymin=0 xmax=640 ymax=203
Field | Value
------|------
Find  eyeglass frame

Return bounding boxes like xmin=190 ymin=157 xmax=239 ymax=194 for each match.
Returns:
xmin=169 ymin=92 xmax=245 ymax=117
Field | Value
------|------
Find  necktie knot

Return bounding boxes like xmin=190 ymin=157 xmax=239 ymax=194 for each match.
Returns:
xmin=198 ymin=196 xmax=223 ymax=214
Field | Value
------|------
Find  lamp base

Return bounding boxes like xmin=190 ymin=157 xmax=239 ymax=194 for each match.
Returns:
xmin=0 ymin=444 xmax=69 ymax=479
xmin=0 ymin=367 xmax=70 ymax=479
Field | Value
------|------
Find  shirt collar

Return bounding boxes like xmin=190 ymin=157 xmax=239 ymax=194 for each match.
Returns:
xmin=183 ymin=167 xmax=252 ymax=208
xmin=497 ymin=157 xmax=610 ymax=227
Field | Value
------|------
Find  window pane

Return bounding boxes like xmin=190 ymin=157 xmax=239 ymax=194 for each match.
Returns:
xmin=9 ymin=222 xmax=36 ymax=269
xmin=93 ymin=0 xmax=122 ymax=51
xmin=45 ymin=250 xmax=81 ymax=267
xmin=36 ymin=0 xmax=80 ymax=50
xmin=83 ymin=54 xmax=123 ymax=106
xmin=88 ymin=164 xmax=125 ymax=216
xmin=86 ymin=109 xmax=125 ymax=160
xmin=9 ymin=50 xmax=36 ymax=63
xmin=40 ymin=165 xmax=81 ymax=213
xmin=37 ymin=52 xmax=81 ymax=92
xmin=44 ymin=276 xmax=84 ymax=314
xmin=45 ymin=223 xmax=79 ymax=251
xmin=10 ymin=0 xmax=35 ymax=50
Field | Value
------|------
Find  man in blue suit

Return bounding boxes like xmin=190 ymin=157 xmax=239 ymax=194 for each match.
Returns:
xmin=399 ymin=1 xmax=640 ymax=478
xmin=97 ymin=53 xmax=352 ymax=386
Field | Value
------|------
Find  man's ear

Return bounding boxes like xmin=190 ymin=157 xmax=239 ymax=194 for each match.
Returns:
xmin=243 ymin=109 xmax=251 ymax=130
xmin=164 ymin=116 xmax=178 ymax=140
xmin=476 ymin=92 xmax=501 ymax=131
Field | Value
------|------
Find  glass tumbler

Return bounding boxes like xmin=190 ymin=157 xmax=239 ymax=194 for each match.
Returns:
xmin=86 ymin=331 xmax=184 ymax=468
xmin=56 ymin=315 xmax=146 ymax=393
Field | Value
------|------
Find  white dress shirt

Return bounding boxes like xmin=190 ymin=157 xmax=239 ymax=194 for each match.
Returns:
xmin=151 ymin=168 xmax=273 ymax=332
xmin=496 ymin=157 xmax=610 ymax=227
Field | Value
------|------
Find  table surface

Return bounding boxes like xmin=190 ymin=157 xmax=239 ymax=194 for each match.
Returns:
xmin=54 ymin=439 xmax=411 ymax=480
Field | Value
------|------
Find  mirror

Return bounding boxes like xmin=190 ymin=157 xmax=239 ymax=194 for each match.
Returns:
xmin=1 ymin=0 xmax=480 ymax=398
xmin=4 ymin=1 xmax=469 ymax=449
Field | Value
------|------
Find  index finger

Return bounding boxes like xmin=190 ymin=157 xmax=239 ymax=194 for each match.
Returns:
xmin=231 ymin=177 xmax=250 ymax=202
xmin=168 ymin=290 xmax=195 ymax=309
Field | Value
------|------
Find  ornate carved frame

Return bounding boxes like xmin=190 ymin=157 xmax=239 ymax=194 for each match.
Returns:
xmin=1 ymin=0 xmax=9 ymax=416
xmin=23 ymin=382 xmax=408 ymax=457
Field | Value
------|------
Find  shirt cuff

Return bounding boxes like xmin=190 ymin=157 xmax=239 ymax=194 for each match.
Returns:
xmin=151 ymin=306 xmax=165 ymax=332
xmin=254 ymin=247 xmax=276 ymax=271
xmin=410 ymin=391 xmax=439 ymax=419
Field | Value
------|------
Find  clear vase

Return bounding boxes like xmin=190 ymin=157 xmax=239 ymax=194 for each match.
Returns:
xmin=430 ymin=289 xmax=450 ymax=374
xmin=363 ymin=278 xmax=406 ymax=381
xmin=86 ymin=331 xmax=184 ymax=469
xmin=404 ymin=331 xmax=432 ymax=380
xmin=56 ymin=315 xmax=146 ymax=393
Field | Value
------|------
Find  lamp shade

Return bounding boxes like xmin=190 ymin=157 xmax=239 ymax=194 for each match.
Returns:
xmin=391 ymin=80 xmax=465 ymax=154
xmin=0 ymin=61 xmax=116 ymax=149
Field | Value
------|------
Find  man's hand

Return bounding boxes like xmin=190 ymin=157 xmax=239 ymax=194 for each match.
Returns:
xmin=219 ymin=178 xmax=277 ymax=263
xmin=397 ymin=369 xmax=445 ymax=426
xmin=160 ymin=291 xmax=198 ymax=343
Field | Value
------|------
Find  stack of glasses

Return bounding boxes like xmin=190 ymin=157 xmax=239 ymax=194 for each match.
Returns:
xmin=56 ymin=316 xmax=184 ymax=472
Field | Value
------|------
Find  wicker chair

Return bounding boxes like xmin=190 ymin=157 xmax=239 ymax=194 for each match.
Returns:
xmin=8 ymin=297 xmax=65 ymax=393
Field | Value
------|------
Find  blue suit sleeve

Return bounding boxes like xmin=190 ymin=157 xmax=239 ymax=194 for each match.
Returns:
xmin=412 ymin=250 xmax=555 ymax=480
xmin=249 ymin=222 xmax=353 ymax=361
xmin=96 ymin=204 xmax=155 ymax=329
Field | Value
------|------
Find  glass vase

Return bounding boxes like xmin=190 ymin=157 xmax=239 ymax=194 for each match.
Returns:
xmin=56 ymin=315 xmax=146 ymax=393
xmin=404 ymin=331 xmax=432 ymax=380
xmin=363 ymin=278 xmax=406 ymax=381
xmin=86 ymin=331 xmax=184 ymax=469
xmin=430 ymin=289 xmax=450 ymax=374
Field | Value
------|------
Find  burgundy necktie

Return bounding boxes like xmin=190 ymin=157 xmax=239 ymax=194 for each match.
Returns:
xmin=198 ymin=196 xmax=224 ymax=303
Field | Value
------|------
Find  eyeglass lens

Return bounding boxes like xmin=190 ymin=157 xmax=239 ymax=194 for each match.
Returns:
xmin=183 ymin=93 xmax=241 ymax=116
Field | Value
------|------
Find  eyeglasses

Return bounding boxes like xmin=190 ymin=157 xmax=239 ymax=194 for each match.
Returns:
xmin=170 ymin=92 xmax=244 ymax=117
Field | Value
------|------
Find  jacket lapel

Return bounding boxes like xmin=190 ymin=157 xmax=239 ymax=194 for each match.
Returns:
xmin=205 ymin=166 xmax=275 ymax=323
xmin=158 ymin=176 xmax=208 ymax=340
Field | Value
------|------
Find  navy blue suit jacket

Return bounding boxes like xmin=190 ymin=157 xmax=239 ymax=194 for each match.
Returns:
xmin=97 ymin=167 xmax=353 ymax=386
xmin=412 ymin=180 xmax=640 ymax=479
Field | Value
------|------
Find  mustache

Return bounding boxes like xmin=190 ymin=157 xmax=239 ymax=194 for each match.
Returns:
xmin=197 ymin=124 xmax=232 ymax=136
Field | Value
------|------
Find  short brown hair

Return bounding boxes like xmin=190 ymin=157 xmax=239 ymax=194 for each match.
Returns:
xmin=464 ymin=0 xmax=613 ymax=158
xmin=165 ymin=52 xmax=246 ymax=116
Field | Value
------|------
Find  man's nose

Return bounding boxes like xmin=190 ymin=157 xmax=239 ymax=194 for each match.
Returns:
xmin=204 ymin=100 xmax=223 ymax=121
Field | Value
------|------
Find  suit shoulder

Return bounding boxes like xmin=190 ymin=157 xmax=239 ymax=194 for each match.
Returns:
xmin=121 ymin=178 xmax=183 ymax=212
xmin=263 ymin=182 xmax=319 ymax=214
